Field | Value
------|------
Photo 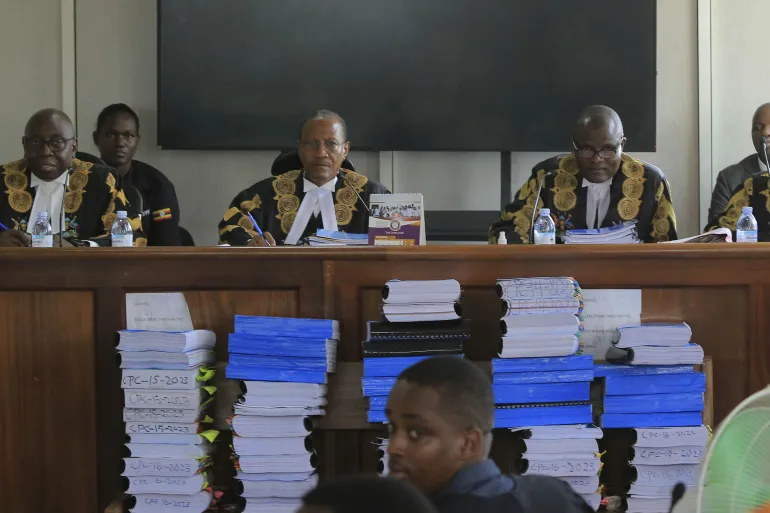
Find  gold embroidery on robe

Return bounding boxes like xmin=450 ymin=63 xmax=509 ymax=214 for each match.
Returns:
xmin=223 ymin=206 xmax=240 ymax=221
xmin=550 ymin=156 xmax=579 ymax=214
xmin=134 ymin=237 xmax=148 ymax=247
xmin=336 ymin=186 xmax=358 ymax=207
xmin=8 ymin=190 xmax=32 ymax=213
xmin=240 ymin=194 xmax=262 ymax=213
xmin=761 ymin=189 xmax=770 ymax=216
xmin=280 ymin=211 xmax=297 ymax=233
xmin=719 ymin=180 xmax=751 ymax=229
xmin=219 ymin=224 xmax=240 ymax=236
xmin=102 ymin=212 xmax=117 ymax=231
xmin=273 ymin=176 xmax=297 ymax=196
xmin=64 ymin=191 xmax=82 ymax=213
xmin=335 ymin=204 xmax=353 ymax=225
xmin=4 ymin=171 xmax=27 ymax=190
xmin=3 ymin=160 xmax=33 ymax=213
xmin=278 ymin=195 xmax=301 ymax=214
xmin=650 ymin=185 xmax=676 ymax=242
xmin=237 ymin=216 xmax=257 ymax=237
xmin=106 ymin=173 xmax=116 ymax=192
xmin=341 ymin=170 xmax=368 ymax=191
xmin=272 ymin=170 xmax=302 ymax=234
xmin=618 ymin=156 xmax=646 ymax=220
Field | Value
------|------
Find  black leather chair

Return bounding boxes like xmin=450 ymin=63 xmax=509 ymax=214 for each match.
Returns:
xmin=179 ymin=227 xmax=195 ymax=246
xmin=270 ymin=149 xmax=355 ymax=176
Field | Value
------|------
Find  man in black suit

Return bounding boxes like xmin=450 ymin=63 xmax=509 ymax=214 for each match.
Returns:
xmin=707 ymin=103 xmax=770 ymax=223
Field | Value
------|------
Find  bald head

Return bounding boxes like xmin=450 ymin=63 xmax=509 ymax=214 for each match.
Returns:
xmin=572 ymin=105 xmax=626 ymax=183
xmin=22 ymin=108 xmax=78 ymax=181
xmin=300 ymin=110 xmax=347 ymax=141
xmin=25 ymin=109 xmax=75 ymax=138
xmin=573 ymin=105 xmax=624 ymax=141
xmin=751 ymin=103 xmax=770 ymax=160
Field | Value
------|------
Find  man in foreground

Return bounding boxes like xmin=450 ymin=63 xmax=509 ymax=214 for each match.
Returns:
xmin=297 ymin=475 xmax=437 ymax=513
xmin=218 ymin=110 xmax=389 ymax=246
xmin=386 ymin=356 xmax=593 ymax=513
xmin=490 ymin=105 xmax=677 ymax=243
xmin=0 ymin=109 xmax=145 ymax=247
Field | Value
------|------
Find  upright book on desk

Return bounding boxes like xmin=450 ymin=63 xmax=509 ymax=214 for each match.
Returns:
xmin=368 ymin=193 xmax=425 ymax=245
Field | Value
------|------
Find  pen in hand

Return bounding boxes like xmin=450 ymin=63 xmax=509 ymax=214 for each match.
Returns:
xmin=0 ymin=221 xmax=9 ymax=231
xmin=245 ymin=211 xmax=273 ymax=247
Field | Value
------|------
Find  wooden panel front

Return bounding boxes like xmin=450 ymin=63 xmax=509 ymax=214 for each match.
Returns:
xmin=0 ymin=245 xmax=768 ymax=512
xmin=0 ymin=291 xmax=97 ymax=513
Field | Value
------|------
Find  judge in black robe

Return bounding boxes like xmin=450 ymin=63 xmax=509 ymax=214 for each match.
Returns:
xmin=0 ymin=158 xmax=146 ymax=245
xmin=489 ymin=106 xmax=677 ymax=244
xmin=0 ymin=108 xmax=145 ymax=247
xmin=219 ymin=167 xmax=389 ymax=245
xmin=705 ymin=173 xmax=770 ymax=240
xmin=218 ymin=110 xmax=389 ymax=246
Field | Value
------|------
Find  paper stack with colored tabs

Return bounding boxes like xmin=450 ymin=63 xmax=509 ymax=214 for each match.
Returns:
xmin=117 ymin=330 xmax=218 ymax=513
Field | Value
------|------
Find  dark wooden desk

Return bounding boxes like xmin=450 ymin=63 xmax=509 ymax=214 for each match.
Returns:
xmin=0 ymin=245 xmax=767 ymax=512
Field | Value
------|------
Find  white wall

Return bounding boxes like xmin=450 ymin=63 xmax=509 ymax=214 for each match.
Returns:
xmin=0 ymin=0 xmax=63 ymax=161
xmin=75 ymin=0 xmax=696 ymax=244
xmin=710 ymin=0 xmax=769 ymax=191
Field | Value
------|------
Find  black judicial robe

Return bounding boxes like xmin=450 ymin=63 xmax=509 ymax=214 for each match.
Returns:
xmin=489 ymin=153 xmax=678 ymax=244
xmin=218 ymin=169 xmax=390 ymax=246
xmin=706 ymin=173 xmax=770 ymax=240
xmin=0 ymin=158 xmax=147 ymax=245
xmin=117 ymin=160 xmax=182 ymax=246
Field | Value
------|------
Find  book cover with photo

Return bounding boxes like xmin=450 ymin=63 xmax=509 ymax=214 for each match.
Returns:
xmin=368 ymin=193 xmax=425 ymax=245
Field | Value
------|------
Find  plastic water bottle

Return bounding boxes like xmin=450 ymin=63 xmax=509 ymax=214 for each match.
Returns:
xmin=533 ymin=208 xmax=556 ymax=245
xmin=31 ymin=211 xmax=53 ymax=247
xmin=736 ymin=206 xmax=758 ymax=243
xmin=111 ymin=211 xmax=134 ymax=247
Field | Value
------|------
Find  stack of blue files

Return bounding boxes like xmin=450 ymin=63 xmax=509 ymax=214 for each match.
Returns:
xmin=494 ymin=355 xmax=602 ymax=508
xmin=225 ymin=316 xmax=337 ymax=513
xmin=596 ymin=363 xmax=708 ymax=513
xmin=364 ymin=280 xmax=468 ymax=423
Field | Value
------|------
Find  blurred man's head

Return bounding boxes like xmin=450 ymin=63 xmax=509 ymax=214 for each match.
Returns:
xmin=386 ymin=356 xmax=494 ymax=496
xmin=296 ymin=475 xmax=437 ymax=513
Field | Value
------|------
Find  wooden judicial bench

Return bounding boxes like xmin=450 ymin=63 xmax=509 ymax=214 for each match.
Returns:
xmin=1 ymin=244 xmax=769 ymax=513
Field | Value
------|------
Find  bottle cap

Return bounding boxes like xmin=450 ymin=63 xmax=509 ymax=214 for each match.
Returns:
xmin=741 ymin=206 xmax=753 ymax=215
xmin=36 ymin=211 xmax=49 ymax=219
xmin=497 ymin=232 xmax=507 ymax=245
xmin=116 ymin=211 xmax=128 ymax=219
xmin=539 ymin=208 xmax=551 ymax=216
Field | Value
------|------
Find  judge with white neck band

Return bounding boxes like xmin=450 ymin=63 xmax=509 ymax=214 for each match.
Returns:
xmin=219 ymin=110 xmax=390 ymax=246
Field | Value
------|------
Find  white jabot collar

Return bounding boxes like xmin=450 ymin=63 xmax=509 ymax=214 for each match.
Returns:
xmin=582 ymin=176 xmax=613 ymax=229
xmin=28 ymin=170 xmax=69 ymax=234
xmin=284 ymin=173 xmax=339 ymax=245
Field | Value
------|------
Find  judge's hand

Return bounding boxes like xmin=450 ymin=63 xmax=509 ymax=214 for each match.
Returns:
xmin=246 ymin=232 xmax=276 ymax=247
xmin=53 ymin=235 xmax=74 ymax=247
xmin=0 ymin=230 xmax=31 ymax=247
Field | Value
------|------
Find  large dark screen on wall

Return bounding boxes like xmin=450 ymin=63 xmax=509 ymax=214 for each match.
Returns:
xmin=158 ymin=0 xmax=656 ymax=151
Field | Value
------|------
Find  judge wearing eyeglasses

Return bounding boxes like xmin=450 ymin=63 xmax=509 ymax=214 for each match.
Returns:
xmin=0 ymin=108 xmax=146 ymax=247
xmin=218 ymin=110 xmax=389 ymax=246
xmin=490 ymin=105 xmax=678 ymax=244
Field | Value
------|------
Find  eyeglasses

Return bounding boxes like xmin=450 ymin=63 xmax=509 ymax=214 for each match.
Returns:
xmin=24 ymin=137 xmax=75 ymax=153
xmin=573 ymin=139 xmax=623 ymax=160
xmin=300 ymin=140 xmax=345 ymax=152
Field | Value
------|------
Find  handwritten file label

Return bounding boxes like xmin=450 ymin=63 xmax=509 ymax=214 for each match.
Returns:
xmin=126 ymin=292 xmax=193 ymax=332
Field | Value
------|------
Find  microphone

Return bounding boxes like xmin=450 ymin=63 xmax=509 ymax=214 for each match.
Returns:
xmin=341 ymin=172 xmax=372 ymax=214
xmin=669 ymin=482 xmax=686 ymax=513
xmin=762 ymin=136 xmax=770 ymax=173
xmin=58 ymin=171 xmax=71 ymax=248
xmin=529 ymin=169 xmax=557 ymax=244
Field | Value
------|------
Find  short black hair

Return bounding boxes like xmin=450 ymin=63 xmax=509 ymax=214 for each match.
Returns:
xmin=95 ymin=103 xmax=140 ymax=133
xmin=302 ymin=475 xmax=436 ymax=513
xmin=398 ymin=356 xmax=494 ymax=433
xmin=299 ymin=109 xmax=347 ymax=141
